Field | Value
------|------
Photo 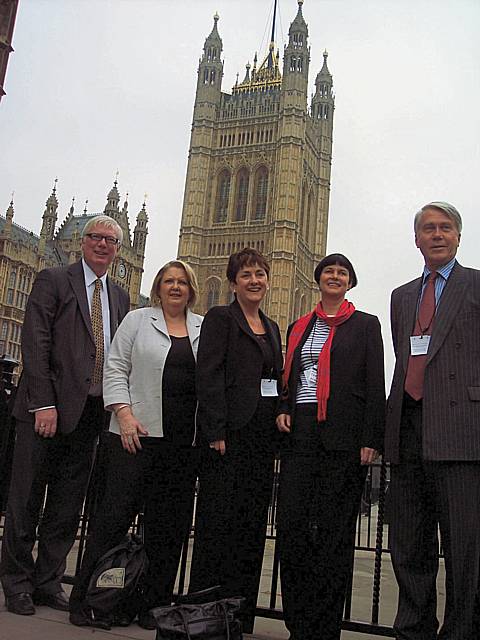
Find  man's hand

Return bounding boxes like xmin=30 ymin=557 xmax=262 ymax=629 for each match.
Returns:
xmin=209 ymin=440 xmax=226 ymax=455
xmin=360 ymin=447 xmax=379 ymax=465
xmin=276 ymin=413 xmax=291 ymax=433
xmin=34 ymin=408 xmax=58 ymax=438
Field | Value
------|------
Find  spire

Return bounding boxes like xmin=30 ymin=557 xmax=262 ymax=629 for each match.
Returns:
xmin=317 ymin=49 xmax=332 ymax=79
xmin=68 ymin=196 xmax=75 ymax=217
xmin=3 ymin=196 xmax=14 ymax=237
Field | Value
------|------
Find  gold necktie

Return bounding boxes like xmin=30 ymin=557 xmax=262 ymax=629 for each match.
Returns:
xmin=91 ymin=278 xmax=104 ymax=384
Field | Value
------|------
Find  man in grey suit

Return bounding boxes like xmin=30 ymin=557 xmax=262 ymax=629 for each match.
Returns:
xmin=385 ymin=201 xmax=480 ymax=640
xmin=0 ymin=215 xmax=130 ymax=616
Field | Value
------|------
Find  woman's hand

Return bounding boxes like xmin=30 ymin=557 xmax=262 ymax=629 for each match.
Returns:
xmin=117 ymin=408 xmax=149 ymax=454
xmin=209 ymin=440 xmax=226 ymax=455
xmin=276 ymin=413 xmax=291 ymax=433
xmin=360 ymin=447 xmax=379 ymax=465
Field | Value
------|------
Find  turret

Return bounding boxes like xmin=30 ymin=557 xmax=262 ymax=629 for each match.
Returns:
xmin=311 ymin=50 xmax=334 ymax=123
xmin=194 ymin=13 xmax=224 ymax=120
xmin=282 ymin=0 xmax=310 ymax=103
xmin=133 ymin=200 xmax=148 ymax=257
xmin=40 ymin=179 xmax=59 ymax=242
xmin=104 ymin=178 xmax=121 ymax=223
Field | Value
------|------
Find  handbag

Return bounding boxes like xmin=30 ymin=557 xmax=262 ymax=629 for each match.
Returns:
xmin=152 ymin=595 xmax=244 ymax=640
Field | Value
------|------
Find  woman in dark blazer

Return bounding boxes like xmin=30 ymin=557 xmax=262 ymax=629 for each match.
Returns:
xmin=189 ymin=248 xmax=283 ymax=634
xmin=276 ymin=253 xmax=385 ymax=640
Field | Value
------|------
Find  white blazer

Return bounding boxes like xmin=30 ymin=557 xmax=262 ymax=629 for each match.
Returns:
xmin=103 ymin=306 xmax=203 ymax=438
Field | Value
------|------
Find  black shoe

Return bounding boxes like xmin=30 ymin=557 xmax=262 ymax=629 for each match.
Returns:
xmin=32 ymin=589 xmax=70 ymax=612
xmin=70 ymin=609 xmax=112 ymax=630
xmin=137 ymin=610 xmax=157 ymax=630
xmin=6 ymin=592 xmax=35 ymax=616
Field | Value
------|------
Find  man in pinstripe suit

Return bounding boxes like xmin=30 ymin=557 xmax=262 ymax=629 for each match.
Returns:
xmin=385 ymin=201 xmax=480 ymax=640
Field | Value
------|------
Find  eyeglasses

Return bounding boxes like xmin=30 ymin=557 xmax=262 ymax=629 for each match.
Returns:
xmin=85 ymin=233 xmax=120 ymax=246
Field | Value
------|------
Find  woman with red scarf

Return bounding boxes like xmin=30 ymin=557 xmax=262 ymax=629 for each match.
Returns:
xmin=276 ymin=253 xmax=385 ymax=640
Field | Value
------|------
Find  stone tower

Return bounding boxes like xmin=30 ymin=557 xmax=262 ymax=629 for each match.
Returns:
xmin=178 ymin=0 xmax=334 ymax=338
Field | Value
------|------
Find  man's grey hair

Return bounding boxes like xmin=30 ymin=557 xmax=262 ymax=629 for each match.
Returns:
xmin=414 ymin=201 xmax=462 ymax=234
xmin=82 ymin=215 xmax=123 ymax=244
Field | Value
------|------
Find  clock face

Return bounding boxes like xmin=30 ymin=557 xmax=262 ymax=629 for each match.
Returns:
xmin=118 ymin=262 xmax=127 ymax=279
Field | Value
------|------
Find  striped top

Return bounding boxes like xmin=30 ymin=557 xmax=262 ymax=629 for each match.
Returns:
xmin=296 ymin=316 xmax=331 ymax=404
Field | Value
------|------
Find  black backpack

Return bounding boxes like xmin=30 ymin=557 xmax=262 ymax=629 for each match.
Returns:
xmin=86 ymin=534 xmax=148 ymax=617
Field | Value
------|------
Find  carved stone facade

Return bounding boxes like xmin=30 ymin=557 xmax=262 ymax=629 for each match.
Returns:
xmin=178 ymin=0 xmax=334 ymax=338
xmin=0 ymin=181 xmax=148 ymax=361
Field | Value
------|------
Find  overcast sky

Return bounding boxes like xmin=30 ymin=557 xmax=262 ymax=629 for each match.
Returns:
xmin=1 ymin=0 xmax=479 ymax=382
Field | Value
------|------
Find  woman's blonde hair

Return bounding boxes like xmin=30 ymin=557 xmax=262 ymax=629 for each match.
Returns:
xmin=149 ymin=260 xmax=199 ymax=309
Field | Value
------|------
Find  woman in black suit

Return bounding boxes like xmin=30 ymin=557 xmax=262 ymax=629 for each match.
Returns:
xmin=276 ymin=253 xmax=385 ymax=640
xmin=189 ymin=248 xmax=283 ymax=634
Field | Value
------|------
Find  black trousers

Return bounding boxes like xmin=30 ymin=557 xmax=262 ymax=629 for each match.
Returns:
xmin=189 ymin=401 xmax=277 ymax=634
xmin=0 ymin=396 xmax=105 ymax=596
xmin=69 ymin=432 xmax=198 ymax=614
xmin=389 ymin=396 xmax=480 ymax=640
xmin=276 ymin=404 xmax=367 ymax=640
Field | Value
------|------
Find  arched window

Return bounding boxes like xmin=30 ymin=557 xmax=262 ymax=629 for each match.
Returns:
xmin=234 ymin=168 xmax=249 ymax=221
xmin=206 ymin=278 xmax=221 ymax=310
xmin=204 ymin=68 xmax=209 ymax=84
xmin=253 ymin=167 xmax=268 ymax=220
xmin=215 ymin=169 xmax=231 ymax=222
xmin=210 ymin=69 xmax=216 ymax=84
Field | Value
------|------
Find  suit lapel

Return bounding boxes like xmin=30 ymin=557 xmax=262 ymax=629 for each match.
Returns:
xmin=106 ymin=278 xmax=121 ymax=335
xmin=149 ymin=307 xmax=170 ymax=337
xmin=427 ymin=263 xmax=467 ymax=364
xmin=398 ymin=279 xmax=422 ymax=371
xmin=230 ymin=299 xmax=258 ymax=341
xmin=68 ymin=261 xmax=95 ymax=343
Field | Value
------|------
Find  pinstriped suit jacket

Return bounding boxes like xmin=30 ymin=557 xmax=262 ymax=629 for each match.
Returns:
xmin=385 ymin=261 xmax=480 ymax=463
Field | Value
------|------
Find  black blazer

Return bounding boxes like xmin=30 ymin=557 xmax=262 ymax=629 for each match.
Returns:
xmin=196 ymin=299 xmax=283 ymax=443
xmin=279 ymin=310 xmax=386 ymax=452
xmin=385 ymin=261 xmax=480 ymax=463
xmin=13 ymin=260 xmax=130 ymax=433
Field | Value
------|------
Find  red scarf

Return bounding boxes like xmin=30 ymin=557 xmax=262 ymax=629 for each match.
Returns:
xmin=283 ymin=299 xmax=356 ymax=422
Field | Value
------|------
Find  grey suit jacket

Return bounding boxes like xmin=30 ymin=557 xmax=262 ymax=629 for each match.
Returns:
xmin=13 ymin=260 xmax=130 ymax=433
xmin=103 ymin=306 xmax=203 ymax=438
xmin=385 ymin=261 xmax=480 ymax=463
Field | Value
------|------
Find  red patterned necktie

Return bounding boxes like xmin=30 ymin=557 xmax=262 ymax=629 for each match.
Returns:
xmin=404 ymin=271 xmax=437 ymax=400
xmin=91 ymin=278 xmax=104 ymax=385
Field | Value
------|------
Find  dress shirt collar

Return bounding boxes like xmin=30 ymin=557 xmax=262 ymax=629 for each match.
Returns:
xmin=422 ymin=257 xmax=456 ymax=283
xmin=82 ymin=258 xmax=108 ymax=290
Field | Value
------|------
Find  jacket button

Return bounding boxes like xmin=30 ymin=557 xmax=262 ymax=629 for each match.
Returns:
xmin=449 ymin=373 xmax=455 ymax=380
xmin=455 ymin=343 xmax=461 ymax=349
xmin=86 ymin=378 xmax=91 ymax=383
xmin=450 ymin=400 xmax=457 ymax=407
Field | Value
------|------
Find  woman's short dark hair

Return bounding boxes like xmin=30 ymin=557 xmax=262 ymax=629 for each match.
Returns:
xmin=314 ymin=253 xmax=358 ymax=289
xmin=226 ymin=248 xmax=270 ymax=283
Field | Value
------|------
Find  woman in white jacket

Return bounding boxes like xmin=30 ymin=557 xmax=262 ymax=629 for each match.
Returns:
xmin=69 ymin=260 xmax=202 ymax=630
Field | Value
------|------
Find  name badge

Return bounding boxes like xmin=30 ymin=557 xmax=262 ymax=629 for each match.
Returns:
xmin=410 ymin=334 xmax=431 ymax=356
xmin=261 ymin=378 xmax=278 ymax=397
xmin=306 ymin=366 xmax=317 ymax=386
